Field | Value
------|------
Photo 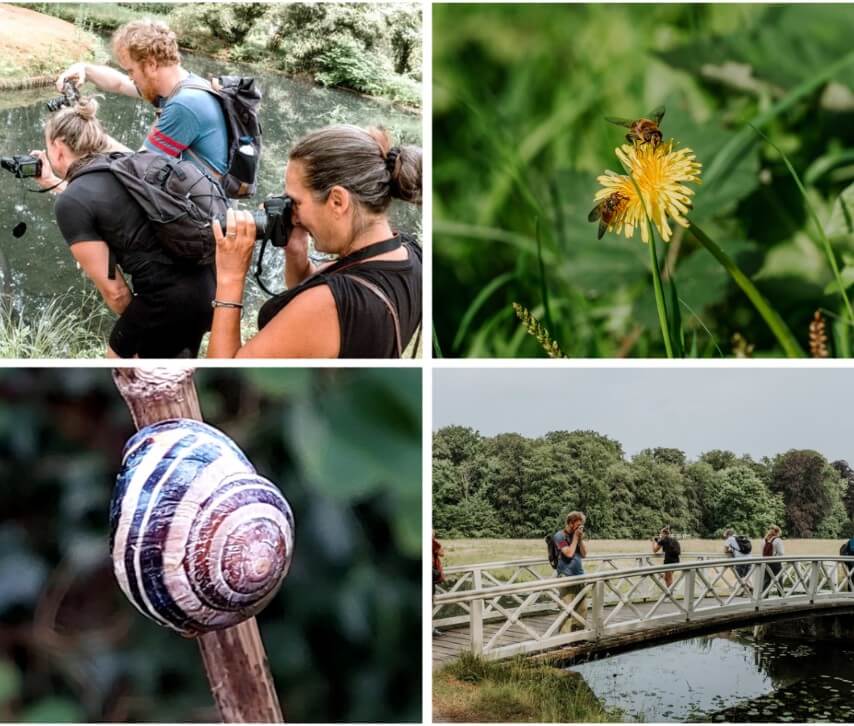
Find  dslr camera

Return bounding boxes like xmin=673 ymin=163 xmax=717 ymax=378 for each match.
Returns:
xmin=253 ymin=194 xmax=294 ymax=247
xmin=46 ymin=79 xmax=81 ymax=113
xmin=1 ymin=155 xmax=43 ymax=179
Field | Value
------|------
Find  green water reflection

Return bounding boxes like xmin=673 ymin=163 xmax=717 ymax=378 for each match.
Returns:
xmin=570 ymin=625 xmax=854 ymax=722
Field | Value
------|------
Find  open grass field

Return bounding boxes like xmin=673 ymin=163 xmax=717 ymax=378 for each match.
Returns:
xmin=441 ymin=538 xmax=847 ymax=567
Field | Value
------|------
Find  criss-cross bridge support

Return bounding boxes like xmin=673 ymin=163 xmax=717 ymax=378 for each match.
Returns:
xmin=432 ymin=554 xmax=854 ymax=664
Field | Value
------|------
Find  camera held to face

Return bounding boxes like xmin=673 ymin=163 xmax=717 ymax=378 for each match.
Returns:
xmin=254 ymin=194 xmax=294 ymax=247
xmin=46 ymin=79 xmax=81 ymax=113
xmin=1 ymin=155 xmax=43 ymax=179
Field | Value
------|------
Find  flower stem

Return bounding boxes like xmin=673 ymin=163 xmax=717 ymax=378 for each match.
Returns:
xmin=646 ymin=229 xmax=674 ymax=358
xmin=627 ymin=174 xmax=674 ymax=357
xmin=689 ymin=222 xmax=805 ymax=358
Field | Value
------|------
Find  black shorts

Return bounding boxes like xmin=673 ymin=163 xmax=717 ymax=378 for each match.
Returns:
xmin=663 ymin=556 xmax=679 ymax=565
xmin=109 ymin=268 xmax=214 ymax=358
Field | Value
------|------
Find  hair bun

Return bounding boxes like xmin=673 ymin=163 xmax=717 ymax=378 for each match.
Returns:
xmin=385 ymin=147 xmax=401 ymax=175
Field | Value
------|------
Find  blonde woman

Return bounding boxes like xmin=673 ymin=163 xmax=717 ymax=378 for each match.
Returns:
xmin=33 ymin=99 xmax=215 ymax=357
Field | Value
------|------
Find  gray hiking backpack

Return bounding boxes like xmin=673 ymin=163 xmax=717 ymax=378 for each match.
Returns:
xmin=166 ymin=75 xmax=263 ymax=199
xmin=72 ymin=151 xmax=228 ymax=268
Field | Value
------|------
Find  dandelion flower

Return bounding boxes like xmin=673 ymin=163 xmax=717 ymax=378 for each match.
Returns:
xmin=594 ymin=141 xmax=702 ymax=243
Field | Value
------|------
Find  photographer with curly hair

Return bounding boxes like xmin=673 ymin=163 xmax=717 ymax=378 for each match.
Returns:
xmin=52 ymin=19 xmax=228 ymax=189
xmin=208 ymin=125 xmax=422 ymax=358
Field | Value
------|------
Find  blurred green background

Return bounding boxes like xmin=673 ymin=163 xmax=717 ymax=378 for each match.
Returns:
xmin=433 ymin=3 xmax=854 ymax=357
xmin=0 ymin=368 xmax=421 ymax=722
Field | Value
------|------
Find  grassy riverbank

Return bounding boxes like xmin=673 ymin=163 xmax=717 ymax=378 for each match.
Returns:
xmin=434 ymin=652 xmax=614 ymax=722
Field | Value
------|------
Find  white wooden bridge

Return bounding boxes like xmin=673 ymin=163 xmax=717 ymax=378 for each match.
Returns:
xmin=432 ymin=553 xmax=854 ymax=667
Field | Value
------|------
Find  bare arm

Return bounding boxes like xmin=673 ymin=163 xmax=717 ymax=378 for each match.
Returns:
xmin=58 ymin=63 xmax=139 ymax=98
xmin=284 ymin=227 xmax=318 ymax=289
xmin=578 ymin=539 xmax=588 ymax=558
xmin=652 ymin=540 xmax=662 ymax=554
xmin=69 ymin=241 xmax=132 ymax=314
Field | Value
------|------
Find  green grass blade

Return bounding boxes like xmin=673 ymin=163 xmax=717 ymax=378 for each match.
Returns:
xmin=535 ymin=218 xmax=554 ymax=334
xmin=689 ymin=222 xmax=805 ymax=357
xmin=668 ymin=273 xmax=684 ymax=357
xmin=432 ymin=323 xmax=444 ymax=358
xmin=749 ymin=123 xmax=854 ymax=328
xmin=704 ymin=48 xmax=854 ymax=187
xmin=452 ymin=272 xmax=515 ymax=352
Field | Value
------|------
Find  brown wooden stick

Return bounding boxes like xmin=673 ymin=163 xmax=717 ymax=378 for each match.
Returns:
xmin=113 ymin=367 xmax=285 ymax=723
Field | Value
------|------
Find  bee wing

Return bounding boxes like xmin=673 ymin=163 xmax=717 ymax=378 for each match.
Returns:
xmin=605 ymin=116 xmax=635 ymax=129
xmin=588 ymin=204 xmax=602 ymax=223
xmin=647 ymin=105 xmax=665 ymax=124
xmin=597 ymin=219 xmax=608 ymax=240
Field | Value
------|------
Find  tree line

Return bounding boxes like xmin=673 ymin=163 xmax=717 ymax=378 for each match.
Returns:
xmin=433 ymin=427 xmax=854 ymax=539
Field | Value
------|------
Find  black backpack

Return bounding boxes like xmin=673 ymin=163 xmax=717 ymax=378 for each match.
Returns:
xmin=73 ymin=151 xmax=228 ymax=268
xmin=661 ymin=537 xmax=681 ymax=557
xmin=546 ymin=533 xmax=568 ymax=569
xmin=170 ymin=76 xmax=262 ymax=199
xmin=735 ymin=535 xmax=753 ymax=555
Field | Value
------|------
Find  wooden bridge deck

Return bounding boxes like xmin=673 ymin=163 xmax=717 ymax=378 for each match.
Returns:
xmin=432 ymin=598 xmax=722 ymax=668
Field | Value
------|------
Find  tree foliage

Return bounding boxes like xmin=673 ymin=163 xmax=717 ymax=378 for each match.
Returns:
xmin=434 ymin=428 xmax=853 ymax=540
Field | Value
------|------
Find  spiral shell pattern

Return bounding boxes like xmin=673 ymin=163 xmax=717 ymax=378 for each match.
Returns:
xmin=110 ymin=419 xmax=294 ymax=636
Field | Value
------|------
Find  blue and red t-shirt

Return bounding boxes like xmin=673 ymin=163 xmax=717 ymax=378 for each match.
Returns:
xmin=145 ymin=73 xmax=228 ymax=175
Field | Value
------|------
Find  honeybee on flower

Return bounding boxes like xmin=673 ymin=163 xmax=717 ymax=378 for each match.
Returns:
xmin=590 ymin=107 xmax=702 ymax=243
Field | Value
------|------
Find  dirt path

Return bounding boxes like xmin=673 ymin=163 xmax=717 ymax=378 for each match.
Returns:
xmin=0 ymin=4 xmax=95 ymax=81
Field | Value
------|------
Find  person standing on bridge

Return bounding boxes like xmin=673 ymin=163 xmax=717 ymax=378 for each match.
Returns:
xmin=723 ymin=528 xmax=753 ymax=594
xmin=651 ymin=527 xmax=680 ymax=589
xmin=762 ymin=525 xmax=785 ymax=597
xmin=553 ymin=511 xmax=588 ymax=634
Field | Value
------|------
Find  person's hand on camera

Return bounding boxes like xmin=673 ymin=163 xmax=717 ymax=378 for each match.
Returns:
xmin=56 ymin=63 xmax=86 ymax=92
xmin=29 ymin=150 xmax=62 ymax=190
xmin=212 ymin=209 xmax=255 ymax=287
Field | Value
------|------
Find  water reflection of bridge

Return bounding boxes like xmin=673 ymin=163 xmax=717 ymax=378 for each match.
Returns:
xmin=432 ymin=553 xmax=854 ymax=667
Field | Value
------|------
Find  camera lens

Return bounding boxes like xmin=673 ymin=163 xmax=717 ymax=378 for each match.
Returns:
xmin=252 ymin=210 xmax=267 ymax=240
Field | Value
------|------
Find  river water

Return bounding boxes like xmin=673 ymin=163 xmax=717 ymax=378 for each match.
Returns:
xmin=0 ymin=51 xmax=421 ymax=353
xmin=570 ymin=625 xmax=854 ymax=722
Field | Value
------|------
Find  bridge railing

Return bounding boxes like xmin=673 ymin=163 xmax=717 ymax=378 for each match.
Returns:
xmin=434 ymin=552 xmax=718 ymax=627
xmin=433 ymin=555 xmax=854 ymax=660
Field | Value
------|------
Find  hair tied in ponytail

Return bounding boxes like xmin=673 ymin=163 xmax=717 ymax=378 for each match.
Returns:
xmin=385 ymin=147 xmax=401 ymax=174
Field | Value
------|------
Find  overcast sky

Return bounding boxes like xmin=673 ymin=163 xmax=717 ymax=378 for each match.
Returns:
xmin=433 ymin=367 xmax=854 ymax=463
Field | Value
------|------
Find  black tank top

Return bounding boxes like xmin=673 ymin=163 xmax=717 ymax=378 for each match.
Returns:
xmin=257 ymin=232 xmax=422 ymax=358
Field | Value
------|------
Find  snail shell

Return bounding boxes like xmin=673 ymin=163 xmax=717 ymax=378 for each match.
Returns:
xmin=110 ymin=419 xmax=294 ymax=636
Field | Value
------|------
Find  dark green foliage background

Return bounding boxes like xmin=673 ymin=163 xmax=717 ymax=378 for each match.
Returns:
xmin=433 ymin=426 xmax=854 ymax=540
xmin=433 ymin=4 xmax=854 ymax=357
xmin=0 ymin=369 xmax=421 ymax=722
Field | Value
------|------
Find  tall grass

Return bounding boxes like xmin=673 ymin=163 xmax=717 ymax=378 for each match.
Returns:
xmin=0 ymin=289 xmax=112 ymax=359
xmin=434 ymin=652 xmax=614 ymax=723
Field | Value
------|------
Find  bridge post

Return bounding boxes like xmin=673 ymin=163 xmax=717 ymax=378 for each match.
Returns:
xmin=752 ymin=563 xmax=764 ymax=608
xmin=684 ymin=569 xmax=695 ymax=621
xmin=470 ymin=568 xmax=483 ymax=655
xmin=592 ymin=580 xmax=605 ymax=639
xmin=809 ymin=561 xmax=820 ymax=603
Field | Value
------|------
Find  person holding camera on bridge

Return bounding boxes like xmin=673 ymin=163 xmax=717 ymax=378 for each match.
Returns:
xmin=52 ymin=20 xmax=228 ymax=192
xmin=31 ymin=98 xmax=215 ymax=358
xmin=207 ymin=125 xmax=422 ymax=358
xmin=553 ymin=511 xmax=588 ymax=634
xmin=651 ymin=527 xmax=680 ymax=589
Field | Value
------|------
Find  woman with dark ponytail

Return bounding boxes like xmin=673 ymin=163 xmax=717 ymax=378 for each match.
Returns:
xmin=208 ymin=125 xmax=422 ymax=358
